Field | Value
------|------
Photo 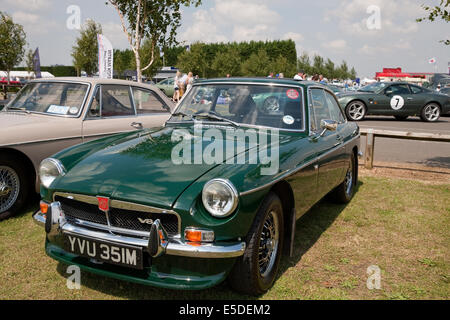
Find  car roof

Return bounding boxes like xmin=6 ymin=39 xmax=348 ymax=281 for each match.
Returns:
xmin=29 ymin=77 xmax=156 ymax=88
xmin=196 ymin=77 xmax=328 ymax=89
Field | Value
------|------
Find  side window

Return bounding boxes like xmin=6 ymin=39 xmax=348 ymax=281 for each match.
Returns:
xmin=101 ymin=85 xmax=134 ymax=117
xmin=410 ymin=85 xmax=423 ymax=94
xmin=88 ymin=86 xmax=101 ymax=118
xmin=324 ymin=91 xmax=346 ymax=123
xmin=386 ymin=84 xmax=411 ymax=95
xmin=310 ymin=89 xmax=330 ymax=131
xmin=132 ymin=88 xmax=170 ymax=114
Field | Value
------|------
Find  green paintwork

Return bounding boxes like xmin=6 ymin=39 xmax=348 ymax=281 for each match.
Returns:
xmin=156 ymin=77 xmax=175 ymax=98
xmin=41 ymin=78 xmax=360 ymax=290
xmin=338 ymin=81 xmax=450 ymax=118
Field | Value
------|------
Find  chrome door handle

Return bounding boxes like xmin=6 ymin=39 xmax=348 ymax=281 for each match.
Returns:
xmin=131 ymin=122 xmax=143 ymax=129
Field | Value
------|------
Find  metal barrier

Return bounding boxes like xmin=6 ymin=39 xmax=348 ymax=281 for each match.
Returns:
xmin=359 ymin=128 xmax=450 ymax=169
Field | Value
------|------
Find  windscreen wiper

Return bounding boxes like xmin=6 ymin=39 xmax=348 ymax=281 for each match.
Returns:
xmin=6 ymin=106 xmax=30 ymax=114
xmin=194 ymin=112 xmax=240 ymax=128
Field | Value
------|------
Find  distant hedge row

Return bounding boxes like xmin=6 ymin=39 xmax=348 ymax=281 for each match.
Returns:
xmin=13 ymin=65 xmax=77 ymax=77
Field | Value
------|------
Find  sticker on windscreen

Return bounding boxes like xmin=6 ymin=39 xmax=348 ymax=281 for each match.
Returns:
xmin=68 ymin=106 xmax=79 ymax=114
xmin=390 ymin=95 xmax=405 ymax=110
xmin=286 ymin=89 xmax=299 ymax=100
xmin=47 ymin=105 xmax=70 ymax=115
xmin=283 ymin=115 xmax=295 ymax=125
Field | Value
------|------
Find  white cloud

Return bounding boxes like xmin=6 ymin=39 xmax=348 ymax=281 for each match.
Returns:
xmin=325 ymin=0 xmax=422 ymax=37
xmin=12 ymin=10 xmax=57 ymax=36
xmin=323 ymin=39 xmax=348 ymax=50
xmin=4 ymin=0 xmax=50 ymax=11
xmin=179 ymin=0 xmax=280 ymax=44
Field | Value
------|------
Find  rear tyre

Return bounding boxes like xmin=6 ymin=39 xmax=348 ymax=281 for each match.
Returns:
xmin=330 ymin=152 xmax=356 ymax=204
xmin=0 ymin=155 xmax=30 ymax=220
xmin=394 ymin=115 xmax=408 ymax=121
xmin=345 ymin=101 xmax=366 ymax=121
xmin=228 ymin=192 xmax=284 ymax=295
xmin=420 ymin=103 xmax=441 ymax=122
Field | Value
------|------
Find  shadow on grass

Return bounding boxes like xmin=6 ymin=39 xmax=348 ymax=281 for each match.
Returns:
xmin=54 ymin=181 xmax=363 ymax=300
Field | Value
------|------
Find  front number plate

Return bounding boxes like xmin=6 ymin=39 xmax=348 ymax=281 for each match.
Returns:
xmin=63 ymin=233 xmax=144 ymax=270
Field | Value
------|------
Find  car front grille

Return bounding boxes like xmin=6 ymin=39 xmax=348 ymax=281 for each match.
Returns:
xmin=55 ymin=195 xmax=179 ymax=237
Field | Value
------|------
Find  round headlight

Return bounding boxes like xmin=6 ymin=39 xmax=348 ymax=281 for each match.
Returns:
xmin=39 ymin=158 xmax=66 ymax=188
xmin=202 ymin=179 xmax=239 ymax=218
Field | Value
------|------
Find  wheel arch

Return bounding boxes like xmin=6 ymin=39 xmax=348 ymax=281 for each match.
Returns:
xmin=0 ymin=147 xmax=37 ymax=192
xmin=269 ymin=180 xmax=296 ymax=257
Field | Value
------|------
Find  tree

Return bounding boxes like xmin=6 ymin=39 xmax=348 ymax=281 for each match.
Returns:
xmin=269 ymin=55 xmax=296 ymax=78
xmin=108 ymin=0 xmax=202 ymax=82
xmin=417 ymin=0 xmax=449 ymax=45
xmin=71 ymin=19 xmax=102 ymax=76
xmin=211 ymin=47 xmax=242 ymax=77
xmin=25 ymin=49 xmax=34 ymax=75
xmin=0 ymin=11 xmax=27 ymax=84
xmin=297 ymin=52 xmax=312 ymax=75
xmin=241 ymin=49 xmax=271 ymax=77
xmin=177 ymin=42 xmax=208 ymax=77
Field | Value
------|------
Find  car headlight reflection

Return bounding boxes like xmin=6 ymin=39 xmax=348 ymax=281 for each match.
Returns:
xmin=39 ymin=158 xmax=66 ymax=188
xmin=202 ymin=179 xmax=239 ymax=218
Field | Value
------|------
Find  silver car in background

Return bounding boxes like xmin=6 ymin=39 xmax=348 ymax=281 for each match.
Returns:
xmin=0 ymin=77 xmax=174 ymax=219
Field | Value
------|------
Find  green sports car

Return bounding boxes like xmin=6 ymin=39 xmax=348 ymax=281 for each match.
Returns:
xmin=338 ymin=82 xmax=450 ymax=122
xmin=33 ymin=78 xmax=360 ymax=295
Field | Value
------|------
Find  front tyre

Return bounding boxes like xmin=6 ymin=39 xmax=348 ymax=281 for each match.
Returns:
xmin=228 ymin=192 xmax=284 ymax=295
xmin=346 ymin=101 xmax=366 ymax=121
xmin=420 ymin=103 xmax=441 ymax=122
xmin=0 ymin=156 xmax=30 ymax=220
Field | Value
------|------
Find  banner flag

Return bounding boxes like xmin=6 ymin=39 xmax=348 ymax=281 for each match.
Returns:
xmin=97 ymin=34 xmax=114 ymax=79
xmin=33 ymin=48 xmax=41 ymax=78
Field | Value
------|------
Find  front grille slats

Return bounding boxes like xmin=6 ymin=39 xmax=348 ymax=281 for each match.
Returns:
xmin=55 ymin=195 xmax=179 ymax=236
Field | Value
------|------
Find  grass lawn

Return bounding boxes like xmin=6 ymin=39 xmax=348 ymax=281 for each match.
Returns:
xmin=0 ymin=175 xmax=448 ymax=300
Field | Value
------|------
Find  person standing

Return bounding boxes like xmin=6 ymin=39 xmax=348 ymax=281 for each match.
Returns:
xmin=173 ymin=71 xmax=182 ymax=102
xmin=294 ymin=71 xmax=304 ymax=80
xmin=186 ymin=72 xmax=194 ymax=92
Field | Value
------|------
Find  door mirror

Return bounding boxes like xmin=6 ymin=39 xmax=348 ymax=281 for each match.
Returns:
xmin=318 ymin=119 xmax=338 ymax=138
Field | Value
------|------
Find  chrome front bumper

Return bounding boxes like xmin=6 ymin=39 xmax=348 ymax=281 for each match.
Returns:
xmin=33 ymin=207 xmax=245 ymax=259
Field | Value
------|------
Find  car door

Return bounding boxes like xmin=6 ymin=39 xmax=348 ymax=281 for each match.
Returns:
xmin=130 ymin=86 xmax=172 ymax=128
xmin=377 ymin=84 xmax=414 ymax=115
xmin=309 ymin=88 xmax=346 ymax=199
xmin=408 ymin=84 xmax=427 ymax=111
xmin=82 ymin=84 xmax=141 ymax=142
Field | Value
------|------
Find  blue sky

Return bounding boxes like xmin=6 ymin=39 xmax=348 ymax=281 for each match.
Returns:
xmin=1 ymin=0 xmax=449 ymax=78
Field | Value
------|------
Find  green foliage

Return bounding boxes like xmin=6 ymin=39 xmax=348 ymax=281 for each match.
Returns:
xmin=240 ymin=49 xmax=271 ymax=77
xmin=0 ymin=11 xmax=27 ymax=79
xmin=175 ymin=40 xmax=298 ymax=78
xmin=211 ymin=47 xmax=242 ymax=77
xmin=297 ymin=52 xmax=357 ymax=80
xmin=107 ymin=0 xmax=202 ymax=82
xmin=25 ymin=49 xmax=34 ymax=74
xmin=113 ymin=49 xmax=134 ymax=78
xmin=417 ymin=0 xmax=449 ymax=45
xmin=71 ymin=19 xmax=102 ymax=76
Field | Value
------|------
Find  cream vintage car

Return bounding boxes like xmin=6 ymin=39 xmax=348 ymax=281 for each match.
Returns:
xmin=0 ymin=77 xmax=174 ymax=219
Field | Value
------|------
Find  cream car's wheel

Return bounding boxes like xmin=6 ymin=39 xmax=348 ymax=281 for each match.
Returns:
xmin=346 ymin=101 xmax=366 ymax=121
xmin=421 ymin=103 xmax=441 ymax=122
xmin=0 ymin=156 xmax=30 ymax=221
xmin=228 ymin=192 xmax=284 ymax=295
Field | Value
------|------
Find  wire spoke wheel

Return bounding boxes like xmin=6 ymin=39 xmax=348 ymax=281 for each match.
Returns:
xmin=258 ymin=210 xmax=280 ymax=278
xmin=0 ymin=166 xmax=20 ymax=212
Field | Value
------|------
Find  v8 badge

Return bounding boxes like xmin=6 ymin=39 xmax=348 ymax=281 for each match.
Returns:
xmin=390 ymin=95 xmax=405 ymax=110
